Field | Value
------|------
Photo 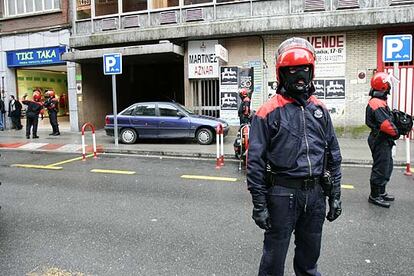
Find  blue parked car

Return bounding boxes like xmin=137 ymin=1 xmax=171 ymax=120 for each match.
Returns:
xmin=105 ymin=102 xmax=229 ymax=145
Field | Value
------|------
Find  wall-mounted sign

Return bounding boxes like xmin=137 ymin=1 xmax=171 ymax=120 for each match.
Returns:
xmin=215 ymin=44 xmax=228 ymax=63
xmin=7 ymin=46 xmax=66 ymax=68
xmin=306 ymin=34 xmax=346 ymax=64
xmin=188 ymin=40 xmax=219 ymax=79
xmin=313 ymin=79 xmax=346 ymax=99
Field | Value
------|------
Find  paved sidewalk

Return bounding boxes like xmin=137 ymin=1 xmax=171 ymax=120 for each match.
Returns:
xmin=1 ymin=128 xmax=413 ymax=166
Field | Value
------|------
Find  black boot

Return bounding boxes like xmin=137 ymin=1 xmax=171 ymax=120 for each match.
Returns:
xmin=380 ymin=186 xmax=395 ymax=202
xmin=368 ymin=185 xmax=390 ymax=208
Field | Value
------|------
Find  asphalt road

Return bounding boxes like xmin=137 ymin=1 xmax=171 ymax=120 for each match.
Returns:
xmin=0 ymin=151 xmax=413 ymax=276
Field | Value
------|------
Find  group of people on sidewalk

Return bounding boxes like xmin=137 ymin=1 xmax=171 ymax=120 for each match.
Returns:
xmin=0 ymin=89 xmax=60 ymax=138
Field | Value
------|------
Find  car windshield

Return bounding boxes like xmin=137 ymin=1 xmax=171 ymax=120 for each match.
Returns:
xmin=178 ymin=104 xmax=194 ymax=115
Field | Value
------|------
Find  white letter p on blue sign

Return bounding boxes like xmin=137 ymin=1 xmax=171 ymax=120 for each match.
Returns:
xmin=103 ymin=53 xmax=122 ymax=75
xmin=383 ymin=35 xmax=412 ymax=63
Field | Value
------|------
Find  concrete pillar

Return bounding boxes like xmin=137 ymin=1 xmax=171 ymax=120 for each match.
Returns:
xmin=67 ymin=61 xmax=79 ymax=131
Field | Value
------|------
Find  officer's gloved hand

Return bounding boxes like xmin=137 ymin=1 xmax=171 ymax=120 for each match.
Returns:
xmin=252 ymin=196 xmax=271 ymax=230
xmin=327 ymin=198 xmax=342 ymax=222
xmin=326 ymin=181 xmax=342 ymax=222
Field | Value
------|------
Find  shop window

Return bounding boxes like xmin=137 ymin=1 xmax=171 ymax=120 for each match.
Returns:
xmin=184 ymin=0 xmax=212 ymax=5
xmin=123 ymin=0 xmax=147 ymax=12
xmin=77 ymin=0 xmax=91 ymax=19
xmin=4 ymin=0 xmax=60 ymax=17
xmin=152 ymin=0 xmax=179 ymax=9
xmin=95 ymin=0 xmax=118 ymax=16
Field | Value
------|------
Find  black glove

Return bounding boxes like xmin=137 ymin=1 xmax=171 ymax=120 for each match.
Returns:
xmin=327 ymin=198 xmax=342 ymax=222
xmin=252 ymin=196 xmax=271 ymax=230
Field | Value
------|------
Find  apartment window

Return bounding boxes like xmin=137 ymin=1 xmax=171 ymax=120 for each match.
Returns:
xmin=184 ymin=0 xmax=212 ymax=5
xmin=5 ymin=0 xmax=61 ymax=17
xmin=152 ymin=0 xmax=179 ymax=9
xmin=216 ymin=0 xmax=244 ymax=3
xmin=95 ymin=0 xmax=118 ymax=16
xmin=77 ymin=0 xmax=91 ymax=19
xmin=123 ymin=0 xmax=147 ymax=12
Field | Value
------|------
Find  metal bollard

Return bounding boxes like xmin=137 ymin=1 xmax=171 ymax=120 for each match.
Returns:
xmin=81 ymin=122 xmax=98 ymax=161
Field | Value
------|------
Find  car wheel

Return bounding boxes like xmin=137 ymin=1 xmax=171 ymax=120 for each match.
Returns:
xmin=120 ymin=128 xmax=137 ymax=144
xmin=196 ymin=128 xmax=213 ymax=145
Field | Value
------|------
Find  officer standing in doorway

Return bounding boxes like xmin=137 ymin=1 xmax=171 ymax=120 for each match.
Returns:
xmin=22 ymin=90 xmax=44 ymax=139
xmin=247 ymin=37 xmax=342 ymax=276
xmin=365 ymin=72 xmax=399 ymax=208
xmin=44 ymin=90 xmax=60 ymax=136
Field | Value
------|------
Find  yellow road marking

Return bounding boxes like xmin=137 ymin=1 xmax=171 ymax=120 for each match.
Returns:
xmin=181 ymin=174 xmax=238 ymax=182
xmin=341 ymin=184 xmax=355 ymax=189
xmin=11 ymin=164 xmax=62 ymax=170
xmin=91 ymin=169 xmax=136 ymax=175
xmin=46 ymin=153 xmax=95 ymax=167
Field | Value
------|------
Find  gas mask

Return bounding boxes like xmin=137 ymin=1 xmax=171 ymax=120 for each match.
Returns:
xmin=280 ymin=65 xmax=313 ymax=95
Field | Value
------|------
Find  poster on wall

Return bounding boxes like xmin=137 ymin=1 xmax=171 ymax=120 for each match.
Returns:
xmin=219 ymin=66 xmax=239 ymax=125
xmin=17 ymin=69 xmax=69 ymax=116
xmin=313 ymin=78 xmax=346 ymax=115
xmin=244 ymin=60 xmax=263 ymax=111
xmin=306 ymin=34 xmax=346 ymax=64
xmin=239 ymin=67 xmax=254 ymax=95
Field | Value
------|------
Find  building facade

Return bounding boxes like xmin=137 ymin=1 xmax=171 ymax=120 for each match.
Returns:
xmin=63 ymin=0 xmax=414 ymax=130
xmin=0 ymin=0 xmax=75 ymax=130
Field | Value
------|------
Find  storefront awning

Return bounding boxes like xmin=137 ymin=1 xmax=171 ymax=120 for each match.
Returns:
xmin=62 ymin=42 xmax=184 ymax=62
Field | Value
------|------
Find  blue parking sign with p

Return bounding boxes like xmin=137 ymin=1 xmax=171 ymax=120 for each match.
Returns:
xmin=383 ymin=35 xmax=412 ymax=63
xmin=103 ymin=53 xmax=122 ymax=75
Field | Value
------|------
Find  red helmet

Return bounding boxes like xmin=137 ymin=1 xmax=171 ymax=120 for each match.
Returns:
xmin=239 ymin=88 xmax=248 ymax=98
xmin=33 ymin=91 xmax=42 ymax=101
xmin=45 ymin=90 xmax=55 ymax=98
xmin=276 ymin=37 xmax=316 ymax=82
xmin=371 ymin=72 xmax=391 ymax=91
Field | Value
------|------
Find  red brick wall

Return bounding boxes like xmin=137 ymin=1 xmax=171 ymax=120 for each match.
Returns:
xmin=0 ymin=0 xmax=69 ymax=34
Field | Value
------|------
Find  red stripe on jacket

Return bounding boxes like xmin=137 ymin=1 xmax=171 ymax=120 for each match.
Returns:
xmin=256 ymin=94 xmax=294 ymax=118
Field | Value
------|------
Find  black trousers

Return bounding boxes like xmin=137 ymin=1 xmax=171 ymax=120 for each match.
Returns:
xmin=368 ymin=133 xmax=394 ymax=188
xmin=26 ymin=116 xmax=39 ymax=137
xmin=48 ymin=111 xmax=59 ymax=133
xmin=258 ymin=184 xmax=326 ymax=276
xmin=10 ymin=113 xmax=22 ymax=129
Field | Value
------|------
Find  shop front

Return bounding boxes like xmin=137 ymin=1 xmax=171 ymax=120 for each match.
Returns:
xmin=5 ymin=46 xmax=71 ymax=130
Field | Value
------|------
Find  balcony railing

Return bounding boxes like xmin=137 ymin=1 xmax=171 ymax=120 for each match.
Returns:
xmin=73 ymin=0 xmax=413 ymax=35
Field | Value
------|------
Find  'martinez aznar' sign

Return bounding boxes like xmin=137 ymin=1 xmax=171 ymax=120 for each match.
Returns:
xmin=7 ymin=46 xmax=66 ymax=67
xmin=188 ymin=40 xmax=219 ymax=79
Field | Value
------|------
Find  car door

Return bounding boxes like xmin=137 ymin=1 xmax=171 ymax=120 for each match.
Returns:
xmin=157 ymin=103 xmax=191 ymax=138
xmin=130 ymin=103 xmax=158 ymax=138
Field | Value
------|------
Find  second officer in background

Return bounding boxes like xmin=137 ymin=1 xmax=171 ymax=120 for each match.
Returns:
xmin=44 ymin=89 xmax=60 ymax=136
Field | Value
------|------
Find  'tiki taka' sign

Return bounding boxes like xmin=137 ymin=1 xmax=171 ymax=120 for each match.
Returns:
xmin=188 ymin=40 xmax=219 ymax=79
xmin=7 ymin=46 xmax=66 ymax=67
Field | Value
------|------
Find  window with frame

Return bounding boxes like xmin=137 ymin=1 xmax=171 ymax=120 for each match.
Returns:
xmin=184 ymin=0 xmax=212 ymax=5
xmin=123 ymin=0 xmax=147 ymax=12
xmin=134 ymin=104 xmax=156 ymax=116
xmin=95 ymin=0 xmax=118 ymax=16
xmin=121 ymin=105 xmax=137 ymax=115
xmin=216 ymin=0 xmax=245 ymax=3
xmin=152 ymin=0 xmax=179 ymax=9
xmin=5 ymin=0 xmax=61 ymax=17
xmin=159 ymin=104 xmax=180 ymax=117
xmin=77 ymin=0 xmax=91 ymax=19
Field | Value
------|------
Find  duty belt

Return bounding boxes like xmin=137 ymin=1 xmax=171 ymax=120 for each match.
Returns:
xmin=267 ymin=175 xmax=320 ymax=190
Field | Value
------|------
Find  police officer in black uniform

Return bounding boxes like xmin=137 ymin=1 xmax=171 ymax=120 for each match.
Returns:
xmin=238 ymin=88 xmax=251 ymax=125
xmin=22 ymin=90 xmax=43 ymax=139
xmin=44 ymin=90 xmax=60 ymax=136
xmin=365 ymin=72 xmax=400 ymax=208
xmin=247 ymin=37 xmax=342 ymax=276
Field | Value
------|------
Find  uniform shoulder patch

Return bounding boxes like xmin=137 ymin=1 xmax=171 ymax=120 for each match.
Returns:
xmin=368 ymin=98 xmax=387 ymax=110
xmin=256 ymin=94 xmax=294 ymax=118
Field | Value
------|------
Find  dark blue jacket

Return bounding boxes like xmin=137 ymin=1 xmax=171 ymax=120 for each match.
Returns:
xmin=247 ymin=93 xmax=342 ymax=198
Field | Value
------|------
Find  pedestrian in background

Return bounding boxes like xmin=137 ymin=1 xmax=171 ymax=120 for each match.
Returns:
xmin=8 ymin=95 xmax=22 ymax=130
xmin=44 ymin=90 xmax=60 ymax=136
xmin=365 ymin=72 xmax=399 ymax=208
xmin=22 ymin=90 xmax=43 ymax=139
xmin=0 ymin=98 xmax=5 ymax=131
xmin=247 ymin=37 xmax=342 ymax=276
